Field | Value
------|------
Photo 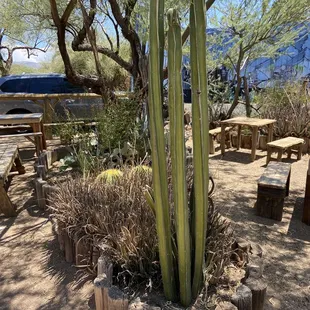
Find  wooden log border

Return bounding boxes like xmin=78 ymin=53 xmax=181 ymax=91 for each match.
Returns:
xmin=231 ymin=238 xmax=267 ymax=310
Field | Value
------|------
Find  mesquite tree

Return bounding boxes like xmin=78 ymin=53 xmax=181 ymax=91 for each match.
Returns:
xmin=209 ymin=0 xmax=310 ymax=118
xmin=147 ymin=0 xmax=209 ymax=306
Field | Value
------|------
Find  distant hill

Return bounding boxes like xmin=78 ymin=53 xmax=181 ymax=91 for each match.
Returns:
xmin=14 ymin=61 xmax=41 ymax=69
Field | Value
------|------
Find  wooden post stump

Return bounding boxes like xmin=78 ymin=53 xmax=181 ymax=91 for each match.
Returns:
xmin=231 ymin=284 xmax=252 ymax=310
xmin=245 ymin=278 xmax=267 ymax=310
xmin=63 ymin=231 xmax=74 ymax=263
xmin=97 ymin=255 xmax=113 ymax=283
xmin=94 ymin=274 xmax=110 ymax=310
xmin=303 ymin=159 xmax=310 ymax=225
xmin=215 ymin=302 xmax=238 ymax=310
xmin=57 ymin=221 xmax=65 ymax=252
xmin=35 ymin=178 xmax=47 ymax=210
xmin=108 ymin=286 xmax=128 ymax=310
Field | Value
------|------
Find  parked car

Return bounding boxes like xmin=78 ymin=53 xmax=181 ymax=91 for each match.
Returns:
xmin=0 ymin=74 xmax=103 ymax=120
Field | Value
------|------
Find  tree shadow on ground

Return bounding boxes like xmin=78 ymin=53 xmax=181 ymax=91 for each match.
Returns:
xmin=37 ymin=234 xmax=95 ymax=310
xmin=210 ymin=150 xmax=266 ymax=165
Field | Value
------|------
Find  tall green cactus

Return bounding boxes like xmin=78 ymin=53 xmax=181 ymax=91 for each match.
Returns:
xmin=190 ymin=0 xmax=209 ymax=297
xmin=149 ymin=0 xmax=177 ymax=302
xmin=167 ymin=8 xmax=192 ymax=306
xmin=148 ymin=0 xmax=208 ymax=306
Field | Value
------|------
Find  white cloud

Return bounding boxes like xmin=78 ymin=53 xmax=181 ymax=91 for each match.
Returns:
xmin=12 ymin=48 xmax=54 ymax=63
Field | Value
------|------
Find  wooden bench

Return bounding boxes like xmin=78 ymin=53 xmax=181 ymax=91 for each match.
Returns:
xmin=0 ymin=132 xmax=43 ymax=155
xmin=266 ymin=137 xmax=304 ymax=164
xmin=0 ymin=144 xmax=26 ymax=217
xmin=209 ymin=126 xmax=232 ymax=154
xmin=256 ymin=162 xmax=291 ymax=221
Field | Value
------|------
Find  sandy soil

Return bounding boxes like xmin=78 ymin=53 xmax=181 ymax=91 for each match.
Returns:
xmin=0 ymin=140 xmax=309 ymax=309
xmin=0 ymin=145 xmax=94 ymax=310
xmin=210 ymin=144 xmax=310 ymax=310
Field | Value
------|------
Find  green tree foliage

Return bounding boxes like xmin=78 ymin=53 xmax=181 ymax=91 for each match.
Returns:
xmin=0 ymin=1 xmax=51 ymax=76
xmin=209 ymin=0 xmax=310 ymax=117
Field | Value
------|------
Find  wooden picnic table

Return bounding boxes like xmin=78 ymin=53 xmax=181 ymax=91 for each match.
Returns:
xmin=220 ymin=117 xmax=276 ymax=161
xmin=0 ymin=144 xmax=25 ymax=217
xmin=0 ymin=113 xmax=47 ymax=154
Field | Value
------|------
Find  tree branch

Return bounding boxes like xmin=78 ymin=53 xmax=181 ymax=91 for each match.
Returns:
xmin=181 ymin=0 xmax=216 ymax=45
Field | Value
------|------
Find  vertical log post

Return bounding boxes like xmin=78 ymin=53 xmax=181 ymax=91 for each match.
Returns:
xmin=63 ymin=230 xmax=74 ymax=263
xmin=57 ymin=220 xmax=65 ymax=252
xmin=244 ymin=278 xmax=267 ymax=310
xmin=94 ymin=274 xmax=110 ymax=310
xmin=231 ymin=284 xmax=253 ymax=310
xmin=303 ymin=159 xmax=310 ymax=225
xmin=35 ymin=178 xmax=47 ymax=210
xmin=215 ymin=302 xmax=238 ymax=310
xmin=107 ymin=286 xmax=128 ymax=310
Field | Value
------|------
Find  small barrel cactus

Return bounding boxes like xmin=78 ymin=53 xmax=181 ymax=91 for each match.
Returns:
xmin=96 ymin=169 xmax=123 ymax=183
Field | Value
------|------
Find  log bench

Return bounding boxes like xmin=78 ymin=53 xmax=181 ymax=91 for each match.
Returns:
xmin=209 ymin=126 xmax=232 ymax=154
xmin=266 ymin=137 xmax=304 ymax=164
xmin=256 ymin=162 xmax=291 ymax=221
xmin=0 ymin=144 xmax=25 ymax=217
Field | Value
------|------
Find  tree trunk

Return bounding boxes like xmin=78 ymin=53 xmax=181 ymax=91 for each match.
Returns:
xmin=243 ymin=76 xmax=251 ymax=117
xmin=227 ymin=49 xmax=244 ymax=119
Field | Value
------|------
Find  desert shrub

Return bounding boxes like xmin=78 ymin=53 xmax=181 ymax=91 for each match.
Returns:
xmin=50 ymin=168 xmax=156 ymax=286
xmin=258 ymin=82 xmax=310 ymax=137
xmin=50 ymin=160 xmax=234 ymax=295
xmin=96 ymin=98 xmax=145 ymax=153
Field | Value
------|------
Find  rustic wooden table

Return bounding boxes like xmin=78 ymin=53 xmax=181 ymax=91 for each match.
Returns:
xmin=220 ymin=117 xmax=276 ymax=161
xmin=0 ymin=144 xmax=25 ymax=217
xmin=0 ymin=113 xmax=47 ymax=152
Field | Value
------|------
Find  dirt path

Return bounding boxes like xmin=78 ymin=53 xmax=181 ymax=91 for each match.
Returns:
xmin=0 ymin=152 xmax=94 ymax=310
xmin=0 ymin=143 xmax=309 ymax=309
xmin=210 ymin=146 xmax=310 ymax=310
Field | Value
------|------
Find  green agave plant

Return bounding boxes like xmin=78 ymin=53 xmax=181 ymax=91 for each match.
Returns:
xmin=147 ymin=0 xmax=209 ymax=306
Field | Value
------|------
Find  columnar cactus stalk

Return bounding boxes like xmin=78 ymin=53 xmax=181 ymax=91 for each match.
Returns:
xmin=190 ymin=0 xmax=209 ymax=297
xmin=148 ymin=0 xmax=209 ymax=305
xmin=167 ymin=8 xmax=192 ymax=306
xmin=148 ymin=0 xmax=177 ymax=302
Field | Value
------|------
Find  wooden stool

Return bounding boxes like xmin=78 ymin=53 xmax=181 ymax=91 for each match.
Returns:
xmin=209 ymin=126 xmax=232 ymax=154
xmin=266 ymin=137 xmax=304 ymax=164
xmin=256 ymin=162 xmax=291 ymax=221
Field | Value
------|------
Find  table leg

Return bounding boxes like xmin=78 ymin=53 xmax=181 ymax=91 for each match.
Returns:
xmin=266 ymin=146 xmax=272 ymax=165
xmin=267 ymin=123 xmax=274 ymax=142
xmin=277 ymin=149 xmax=283 ymax=162
xmin=221 ymin=124 xmax=226 ymax=155
xmin=251 ymin=127 xmax=258 ymax=161
xmin=297 ymin=144 xmax=302 ymax=160
xmin=31 ymin=123 xmax=43 ymax=156
xmin=237 ymin=125 xmax=242 ymax=150
xmin=287 ymin=148 xmax=292 ymax=159
xmin=0 ymin=181 xmax=16 ymax=217
xmin=40 ymin=121 xmax=47 ymax=149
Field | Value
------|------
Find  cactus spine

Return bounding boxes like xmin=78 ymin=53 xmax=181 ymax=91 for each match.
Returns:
xmin=149 ymin=0 xmax=177 ymax=302
xmin=167 ymin=8 xmax=192 ymax=306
